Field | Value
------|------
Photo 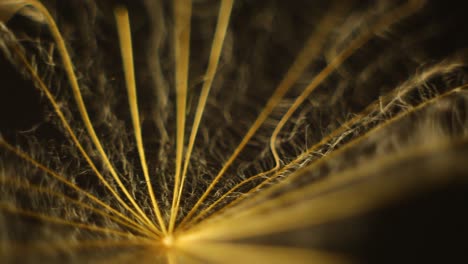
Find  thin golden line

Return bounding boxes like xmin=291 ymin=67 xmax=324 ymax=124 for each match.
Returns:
xmin=0 ymin=177 xmax=153 ymax=238
xmin=183 ymin=84 xmax=406 ymax=227
xmin=114 ymin=5 xmax=167 ymax=234
xmin=25 ymin=0 xmax=156 ymax=229
xmin=5 ymin=42 xmax=160 ymax=234
xmin=181 ymin=0 xmax=424 ymax=227
xmin=169 ymin=0 xmax=234 ymax=232
xmin=185 ymin=84 xmax=467 ymax=232
xmin=184 ymin=136 xmax=468 ymax=240
xmin=198 ymin=136 xmax=468 ymax=238
xmin=225 ymin=84 xmax=468 ymax=218
xmin=268 ymin=0 xmax=425 ymax=184
xmin=182 ymin=54 xmax=461 ymax=229
xmin=0 ymin=139 xmax=159 ymax=237
xmin=0 ymin=202 xmax=140 ymax=238
xmin=178 ymin=170 xmax=267 ymax=229
xmin=0 ymin=2 xmax=30 ymax=23
xmin=169 ymin=0 xmax=192 ymax=232
xmin=181 ymin=0 xmax=350 ymax=224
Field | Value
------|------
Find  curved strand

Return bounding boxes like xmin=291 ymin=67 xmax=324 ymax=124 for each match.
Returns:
xmin=181 ymin=0 xmax=351 ymax=224
xmin=0 ymin=139 xmax=159 ymax=236
xmin=24 ymin=0 xmax=156 ymax=230
xmin=0 ymin=177 xmax=153 ymax=238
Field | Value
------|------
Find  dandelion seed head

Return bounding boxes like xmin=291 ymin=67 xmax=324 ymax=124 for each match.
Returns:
xmin=0 ymin=0 xmax=467 ymax=263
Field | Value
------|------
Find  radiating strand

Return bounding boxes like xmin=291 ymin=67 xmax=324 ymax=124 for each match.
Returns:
xmin=114 ymin=5 xmax=167 ymax=234
xmin=170 ymin=0 xmax=192 ymax=232
xmin=181 ymin=61 xmax=464 ymax=229
xmin=181 ymin=0 xmax=350 ymax=224
xmin=183 ymin=136 xmax=468 ymax=241
xmin=0 ymin=1 xmax=29 ymax=22
xmin=181 ymin=0 xmax=424 ymax=227
xmin=183 ymin=84 xmax=467 ymax=232
xmin=268 ymin=0 xmax=424 ymax=171
xmin=222 ymin=84 xmax=468 ymax=218
xmin=0 ymin=139 xmax=159 ymax=236
xmin=25 ymin=0 xmax=156 ymax=230
xmin=4 ymin=40 xmax=160 ymax=234
xmin=0 ymin=202 xmax=140 ymax=238
xmin=0 ymin=177 xmax=153 ymax=237
xmin=170 ymin=0 xmax=234 ymax=232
